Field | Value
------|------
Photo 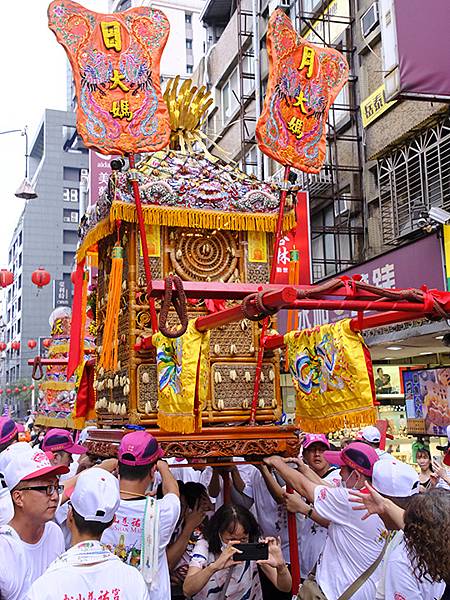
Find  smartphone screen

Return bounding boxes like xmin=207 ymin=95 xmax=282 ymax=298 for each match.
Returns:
xmin=232 ymin=542 xmax=269 ymax=562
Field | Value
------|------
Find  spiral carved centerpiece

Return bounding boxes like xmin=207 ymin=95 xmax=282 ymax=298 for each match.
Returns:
xmin=169 ymin=228 xmax=239 ymax=282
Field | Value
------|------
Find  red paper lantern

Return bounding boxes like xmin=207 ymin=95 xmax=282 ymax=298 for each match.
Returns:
xmin=0 ymin=390 xmax=3 ymax=395
xmin=29 ymin=385 xmax=34 ymax=390
xmin=6 ymin=389 xmax=11 ymax=394
xmin=43 ymin=338 xmax=52 ymax=348
xmin=27 ymin=339 xmax=37 ymax=349
xmin=22 ymin=386 xmax=27 ymax=392
xmin=0 ymin=270 xmax=13 ymax=288
xmin=14 ymin=387 xmax=19 ymax=394
xmin=11 ymin=341 xmax=20 ymax=351
xmin=0 ymin=342 xmax=6 ymax=352
xmin=31 ymin=267 xmax=51 ymax=289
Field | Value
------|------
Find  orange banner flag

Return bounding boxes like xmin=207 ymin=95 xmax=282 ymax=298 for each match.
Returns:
xmin=256 ymin=9 xmax=349 ymax=174
xmin=48 ymin=0 xmax=170 ymax=155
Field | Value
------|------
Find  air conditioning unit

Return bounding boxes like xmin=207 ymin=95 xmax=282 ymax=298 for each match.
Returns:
xmin=334 ymin=196 xmax=350 ymax=217
xmin=361 ymin=2 xmax=379 ymax=38
xmin=268 ymin=0 xmax=290 ymax=13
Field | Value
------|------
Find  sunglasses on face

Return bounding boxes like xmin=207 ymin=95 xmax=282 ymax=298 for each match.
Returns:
xmin=18 ymin=484 xmax=63 ymax=496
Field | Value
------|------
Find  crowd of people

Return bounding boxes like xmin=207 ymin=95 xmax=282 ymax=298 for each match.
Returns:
xmin=0 ymin=415 xmax=449 ymax=600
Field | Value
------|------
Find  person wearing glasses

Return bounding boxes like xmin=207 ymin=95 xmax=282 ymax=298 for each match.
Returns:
xmin=25 ymin=468 xmax=149 ymax=600
xmin=3 ymin=445 xmax=69 ymax=588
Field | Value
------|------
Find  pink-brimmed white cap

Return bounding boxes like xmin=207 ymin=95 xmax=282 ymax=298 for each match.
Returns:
xmin=118 ymin=431 xmax=164 ymax=466
xmin=324 ymin=441 xmax=379 ymax=477
xmin=4 ymin=447 xmax=69 ymax=490
xmin=42 ymin=429 xmax=87 ymax=455
xmin=302 ymin=433 xmax=330 ymax=450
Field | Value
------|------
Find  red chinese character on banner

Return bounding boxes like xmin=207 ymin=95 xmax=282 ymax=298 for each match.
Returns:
xmin=131 ymin=517 xmax=141 ymax=527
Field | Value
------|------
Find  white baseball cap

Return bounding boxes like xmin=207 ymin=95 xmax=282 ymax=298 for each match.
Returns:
xmin=0 ymin=474 xmax=13 ymax=525
xmin=372 ymin=459 xmax=419 ymax=497
xmin=4 ymin=447 xmax=69 ymax=490
xmin=69 ymin=468 xmax=119 ymax=523
xmin=359 ymin=426 xmax=381 ymax=444
xmin=0 ymin=442 xmax=34 ymax=475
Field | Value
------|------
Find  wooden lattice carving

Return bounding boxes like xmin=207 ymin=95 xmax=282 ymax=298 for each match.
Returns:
xmin=168 ymin=228 xmax=240 ymax=282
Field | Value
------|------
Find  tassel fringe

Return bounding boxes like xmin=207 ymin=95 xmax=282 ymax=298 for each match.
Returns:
xmin=110 ymin=202 xmax=295 ymax=234
xmin=41 ymin=381 xmax=74 ymax=391
xmin=296 ymin=407 xmax=377 ymax=434
xmin=77 ymin=204 xmax=295 ymax=261
xmin=98 ymin=245 xmax=124 ymax=372
xmin=157 ymin=410 xmax=198 ymax=434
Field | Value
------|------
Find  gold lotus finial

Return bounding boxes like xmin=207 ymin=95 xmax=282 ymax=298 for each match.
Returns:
xmin=163 ymin=76 xmax=214 ymax=152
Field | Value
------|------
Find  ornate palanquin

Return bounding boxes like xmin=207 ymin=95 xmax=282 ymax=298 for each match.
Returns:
xmin=77 ymin=150 xmax=296 ymax=451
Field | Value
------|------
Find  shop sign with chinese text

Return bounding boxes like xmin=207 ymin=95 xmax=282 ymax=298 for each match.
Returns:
xmin=360 ymin=84 xmax=397 ymax=127
xmin=256 ymin=9 xmax=348 ymax=174
xmin=48 ymin=0 xmax=171 ymax=155
xmin=279 ymin=234 xmax=445 ymax=332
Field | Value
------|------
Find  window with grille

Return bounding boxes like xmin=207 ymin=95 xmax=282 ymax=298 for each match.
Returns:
xmin=377 ymin=116 xmax=450 ymax=244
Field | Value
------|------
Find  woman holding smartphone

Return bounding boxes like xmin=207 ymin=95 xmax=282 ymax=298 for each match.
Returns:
xmin=183 ymin=504 xmax=291 ymax=599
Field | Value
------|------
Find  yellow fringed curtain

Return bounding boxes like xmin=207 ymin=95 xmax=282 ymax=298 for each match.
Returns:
xmin=152 ymin=320 xmax=210 ymax=434
xmin=285 ymin=319 xmax=376 ymax=433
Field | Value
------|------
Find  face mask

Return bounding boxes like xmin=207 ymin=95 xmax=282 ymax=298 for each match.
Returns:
xmin=219 ymin=534 xmax=227 ymax=551
xmin=341 ymin=469 xmax=360 ymax=490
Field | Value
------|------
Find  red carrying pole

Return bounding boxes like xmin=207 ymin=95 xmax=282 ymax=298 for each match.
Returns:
xmin=249 ymin=166 xmax=291 ymax=425
xmin=128 ymin=154 xmax=158 ymax=333
xmin=287 ymin=485 xmax=301 ymax=593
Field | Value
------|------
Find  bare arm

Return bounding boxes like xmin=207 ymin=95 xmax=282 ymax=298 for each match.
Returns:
xmin=257 ymin=464 xmax=285 ymax=504
xmin=208 ymin=468 xmax=221 ymax=498
xmin=183 ymin=545 xmax=238 ymax=597
xmin=230 ymin=466 xmax=245 ymax=493
xmin=349 ymin=483 xmax=405 ymax=530
xmin=167 ymin=501 xmax=206 ymax=569
xmin=283 ymin=490 xmax=330 ymax=528
xmin=157 ymin=460 xmax=180 ymax=497
xmin=264 ymin=456 xmax=318 ymax=504
xmin=258 ymin=537 xmax=292 ymax=593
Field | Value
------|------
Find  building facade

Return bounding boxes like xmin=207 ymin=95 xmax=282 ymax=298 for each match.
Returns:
xmin=2 ymin=109 xmax=88 ymax=387
xmin=109 ymin=0 xmax=205 ymax=83
xmin=194 ymin=0 xmax=450 ymax=431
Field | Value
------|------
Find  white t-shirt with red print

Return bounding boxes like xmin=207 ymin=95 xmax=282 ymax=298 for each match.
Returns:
xmin=297 ymin=468 xmax=341 ymax=578
xmin=313 ymin=485 xmax=388 ymax=600
xmin=383 ymin=535 xmax=445 ymax=600
xmin=101 ymin=493 xmax=180 ymax=600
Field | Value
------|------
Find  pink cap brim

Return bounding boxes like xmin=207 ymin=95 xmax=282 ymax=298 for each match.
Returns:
xmin=66 ymin=443 xmax=87 ymax=455
xmin=21 ymin=464 xmax=69 ymax=481
xmin=323 ymin=450 xmax=345 ymax=466
xmin=119 ymin=447 xmax=164 ymax=466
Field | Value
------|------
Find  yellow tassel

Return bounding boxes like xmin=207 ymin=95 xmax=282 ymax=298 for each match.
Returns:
xmin=109 ymin=201 xmax=295 ymax=233
xmin=157 ymin=410 xmax=198 ymax=434
xmin=99 ymin=244 xmax=124 ymax=372
xmin=48 ymin=343 xmax=70 ymax=357
xmin=76 ymin=217 xmax=115 ymax=262
xmin=41 ymin=381 xmax=74 ymax=391
xmin=296 ymin=407 xmax=377 ymax=434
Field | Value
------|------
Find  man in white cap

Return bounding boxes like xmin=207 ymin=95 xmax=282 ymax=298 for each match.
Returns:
xmin=0 ymin=467 xmax=30 ymax=600
xmin=368 ymin=459 xmax=445 ymax=600
xmin=4 ymin=445 xmax=68 ymax=587
xmin=359 ymin=426 xmax=391 ymax=460
xmin=25 ymin=468 xmax=149 ymax=599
